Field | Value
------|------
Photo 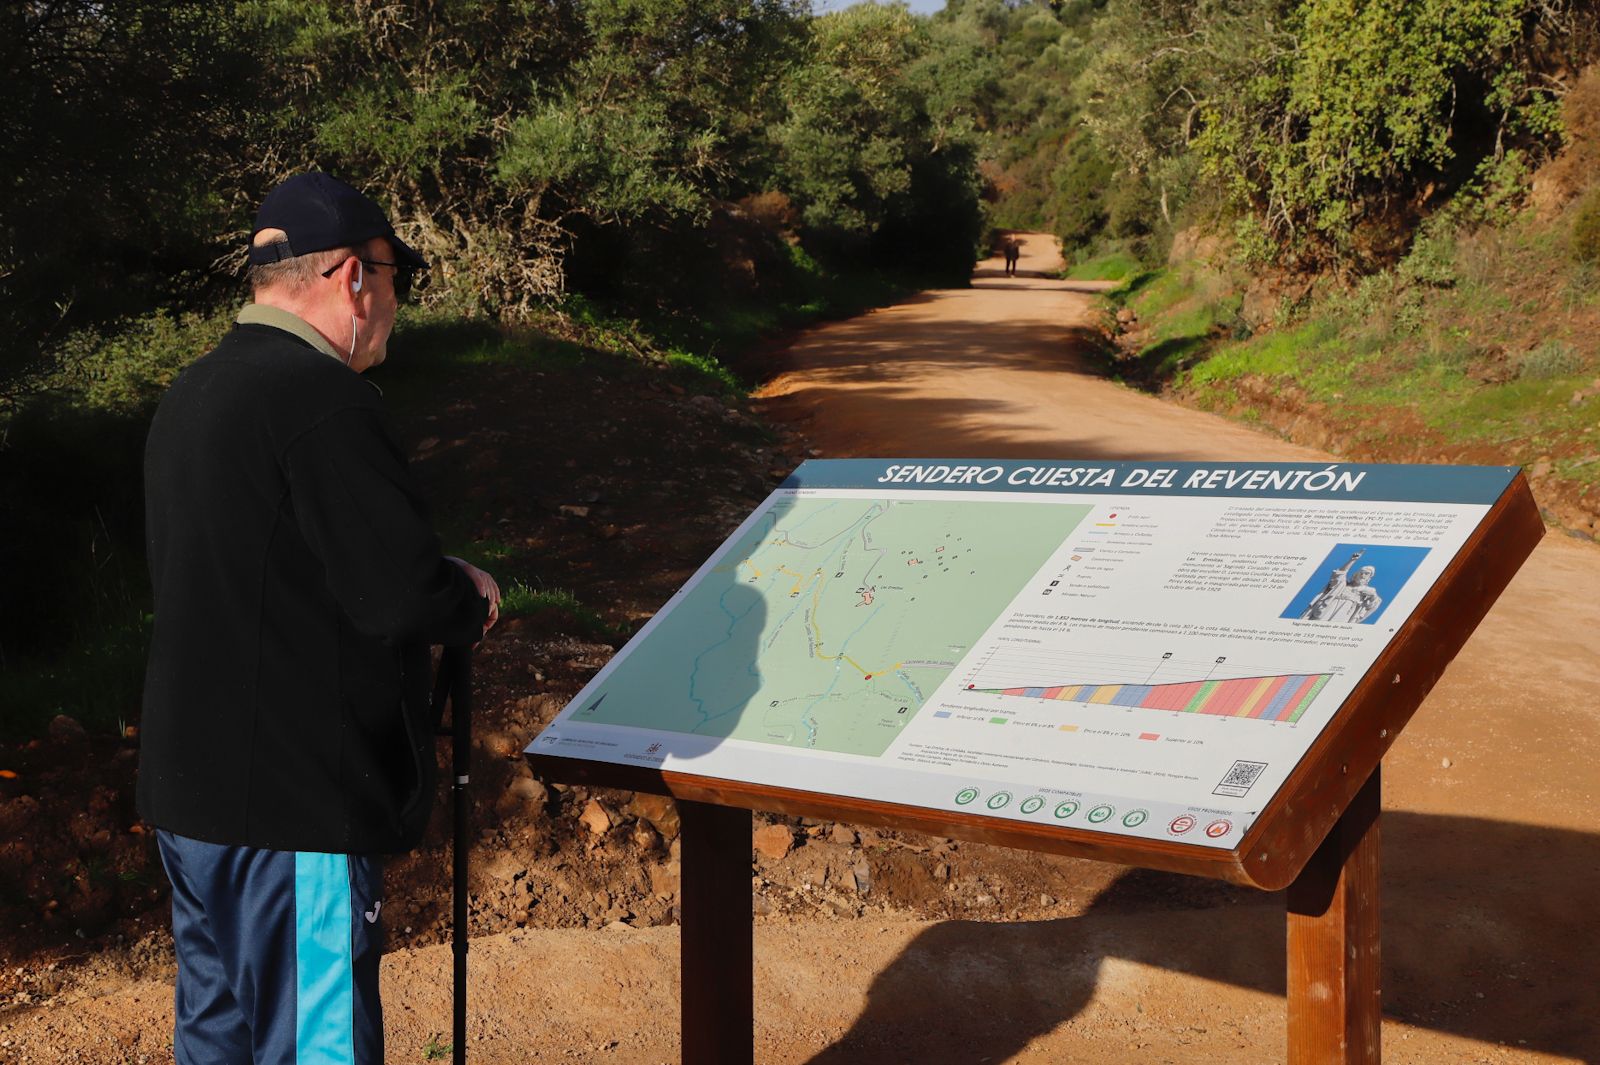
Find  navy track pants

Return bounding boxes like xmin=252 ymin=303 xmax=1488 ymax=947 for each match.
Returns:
xmin=157 ymin=830 xmax=384 ymax=1065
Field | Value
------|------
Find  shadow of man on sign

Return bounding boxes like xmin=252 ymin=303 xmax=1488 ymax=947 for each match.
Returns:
xmin=553 ymin=572 xmax=769 ymax=758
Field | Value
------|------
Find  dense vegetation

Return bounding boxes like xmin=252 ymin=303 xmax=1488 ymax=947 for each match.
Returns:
xmin=976 ymin=0 xmax=1595 ymax=268
xmin=0 ymin=0 xmax=997 ymax=734
xmin=2 ymin=0 xmax=998 ymax=377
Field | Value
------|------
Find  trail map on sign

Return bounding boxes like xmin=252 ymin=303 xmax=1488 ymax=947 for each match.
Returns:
xmin=573 ymin=498 xmax=1092 ymax=756
xmin=531 ymin=460 xmax=1518 ymax=850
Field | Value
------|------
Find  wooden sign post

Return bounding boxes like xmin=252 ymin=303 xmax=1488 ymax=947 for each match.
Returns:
xmin=526 ymin=461 xmax=1543 ymax=1065
xmin=1287 ymin=767 xmax=1381 ymax=1064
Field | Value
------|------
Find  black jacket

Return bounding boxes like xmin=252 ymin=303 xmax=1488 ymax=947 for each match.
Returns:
xmin=138 ymin=321 xmax=487 ymax=854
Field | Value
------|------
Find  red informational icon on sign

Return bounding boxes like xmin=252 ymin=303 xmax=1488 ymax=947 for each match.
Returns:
xmin=1168 ymin=815 xmax=1196 ymax=836
xmin=1204 ymin=819 xmax=1232 ymax=839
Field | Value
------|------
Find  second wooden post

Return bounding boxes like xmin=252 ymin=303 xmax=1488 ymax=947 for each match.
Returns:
xmin=1287 ymin=765 xmax=1382 ymax=1064
xmin=678 ymin=799 xmax=754 ymax=1065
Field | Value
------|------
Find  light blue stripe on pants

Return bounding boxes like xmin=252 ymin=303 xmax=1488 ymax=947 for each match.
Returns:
xmin=296 ymin=852 xmax=357 ymax=1064
xmin=157 ymin=830 xmax=384 ymax=1065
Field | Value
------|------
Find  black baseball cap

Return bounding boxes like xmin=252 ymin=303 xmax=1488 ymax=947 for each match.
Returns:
xmin=247 ymin=172 xmax=427 ymax=269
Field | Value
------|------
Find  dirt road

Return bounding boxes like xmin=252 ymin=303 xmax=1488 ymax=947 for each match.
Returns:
xmin=7 ymin=236 xmax=1596 ymax=1064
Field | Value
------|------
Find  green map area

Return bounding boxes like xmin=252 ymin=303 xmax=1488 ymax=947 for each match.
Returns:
xmin=573 ymin=496 xmax=1092 ymax=757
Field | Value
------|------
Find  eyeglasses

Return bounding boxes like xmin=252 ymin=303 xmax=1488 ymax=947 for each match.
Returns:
xmin=320 ymin=257 xmax=417 ymax=300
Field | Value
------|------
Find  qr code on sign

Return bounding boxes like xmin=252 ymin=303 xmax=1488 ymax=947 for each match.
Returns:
xmin=1213 ymin=760 xmax=1268 ymax=798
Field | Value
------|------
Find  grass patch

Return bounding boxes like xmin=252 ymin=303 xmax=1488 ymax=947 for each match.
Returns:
xmin=439 ymin=534 xmax=620 ymax=641
xmin=1153 ymin=292 xmax=1243 ymax=344
xmin=1101 ymin=262 xmax=1254 ymax=381
xmin=389 ymin=310 xmax=591 ymax=371
xmin=1124 ymin=335 xmax=1207 ymax=378
xmin=1421 ymin=374 xmax=1595 ymax=447
xmin=500 ymin=582 xmax=620 ymax=642
xmin=1186 ymin=320 xmax=1334 ymax=389
xmin=1066 ymin=250 xmax=1143 ymax=281
xmin=1518 ymin=340 xmax=1582 ymax=380
xmin=1121 ymin=268 xmax=1186 ymax=317
xmin=662 ymin=348 xmax=740 ymax=394
xmin=5 ymin=306 xmax=235 ymax=417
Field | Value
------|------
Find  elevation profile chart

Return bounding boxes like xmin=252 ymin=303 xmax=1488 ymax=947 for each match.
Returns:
xmin=962 ymin=649 xmax=1337 ymax=724
xmin=972 ymin=673 xmax=1330 ymax=723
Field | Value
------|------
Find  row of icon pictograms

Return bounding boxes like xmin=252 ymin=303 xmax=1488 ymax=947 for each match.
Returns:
xmin=953 ymin=787 xmax=1232 ymax=838
xmin=952 ymin=787 xmax=1146 ymax=828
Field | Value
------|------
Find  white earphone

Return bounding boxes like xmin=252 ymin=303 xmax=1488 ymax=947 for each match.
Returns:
xmin=346 ymin=261 xmax=363 ymax=365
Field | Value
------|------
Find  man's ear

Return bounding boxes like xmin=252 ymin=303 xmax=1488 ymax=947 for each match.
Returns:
xmin=337 ymin=256 xmax=368 ymax=319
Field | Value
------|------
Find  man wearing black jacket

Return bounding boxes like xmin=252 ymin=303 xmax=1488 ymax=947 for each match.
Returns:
xmin=139 ymin=172 xmax=497 ymax=1065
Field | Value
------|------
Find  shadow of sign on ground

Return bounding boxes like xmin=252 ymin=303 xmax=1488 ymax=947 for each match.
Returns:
xmin=800 ymin=812 xmax=1597 ymax=1063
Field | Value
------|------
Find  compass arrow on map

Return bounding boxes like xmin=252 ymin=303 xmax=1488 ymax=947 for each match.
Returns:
xmin=581 ymin=693 xmax=607 ymax=714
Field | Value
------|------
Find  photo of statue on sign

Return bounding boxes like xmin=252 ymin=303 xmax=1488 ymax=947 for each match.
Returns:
xmin=1282 ymin=542 xmax=1431 ymax=625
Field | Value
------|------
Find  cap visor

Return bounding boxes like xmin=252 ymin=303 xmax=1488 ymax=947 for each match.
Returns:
xmin=389 ymin=234 xmax=428 ymax=270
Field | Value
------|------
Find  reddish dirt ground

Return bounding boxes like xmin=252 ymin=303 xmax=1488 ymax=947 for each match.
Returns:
xmin=2 ymin=234 xmax=1596 ymax=1064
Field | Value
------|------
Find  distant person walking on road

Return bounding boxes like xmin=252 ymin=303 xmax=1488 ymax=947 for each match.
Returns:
xmin=139 ymin=172 xmax=500 ymax=1065
xmin=1002 ymin=236 xmax=1022 ymax=277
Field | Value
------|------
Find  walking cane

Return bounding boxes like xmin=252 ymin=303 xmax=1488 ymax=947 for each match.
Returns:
xmin=432 ymin=644 xmax=474 ymax=1065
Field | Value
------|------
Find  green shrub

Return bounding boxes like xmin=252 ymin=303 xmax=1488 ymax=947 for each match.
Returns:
xmin=1051 ymin=135 xmax=1113 ymax=251
xmin=1336 ymin=271 xmax=1422 ymax=338
xmin=20 ymin=307 xmax=233 ymax=415
xmin=1106 ymin=177 xmax=1159 ymax=240
xmin=1231 ymin=215 xmax=1275 ymax=267
xmin=0 ymin=305 xmax=235 ymax=672
xmin=1572 ymin=187 xmax=1600 ymax=265
xmin=1455 ymin=149 xmax=1534 ymax=229
xmin=1517 ymin=340 xmax=1582 ymax=380
xmin=496 ymin=583 xmax=612 ymax=638
xmin=1564 ymin=260 xmax=1600 ymax=310
xmin=1398 ymin=221 xmax=1458 ymax=288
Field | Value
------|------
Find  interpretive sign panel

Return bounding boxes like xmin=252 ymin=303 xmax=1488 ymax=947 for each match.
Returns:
xmin=531 ymin=459 xmax=1527 ymax=859
xmin=527 ymin=458 xmax=1543 ymax=1065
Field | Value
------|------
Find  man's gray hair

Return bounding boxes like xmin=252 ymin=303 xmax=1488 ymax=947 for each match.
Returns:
xmin=247 ymin=230 xmax=355 ymax=294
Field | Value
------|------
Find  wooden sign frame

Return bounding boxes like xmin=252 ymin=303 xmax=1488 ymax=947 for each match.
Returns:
xmin=527 ymin=472 xmax=1542 ymax=1064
